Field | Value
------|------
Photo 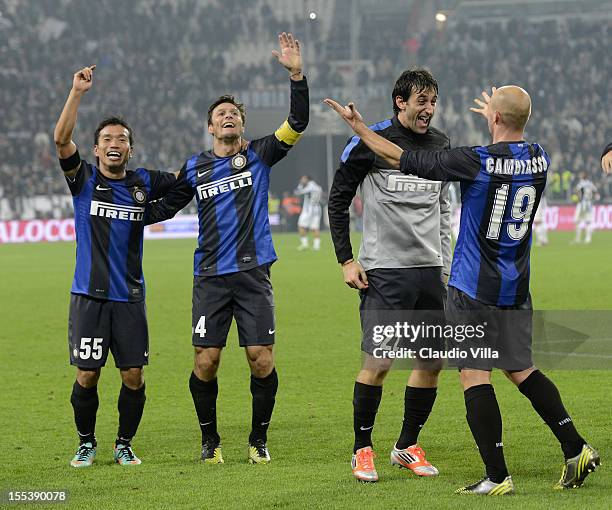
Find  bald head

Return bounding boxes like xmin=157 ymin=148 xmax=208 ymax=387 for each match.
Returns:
xmin=491 ymin=86 xmax=532 ymax=131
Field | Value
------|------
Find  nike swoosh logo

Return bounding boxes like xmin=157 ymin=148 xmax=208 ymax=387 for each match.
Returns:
xmin=260 ymin=421 xmax=270 ymax=426
xmin=144 ymin=351 xmax=148 ymax=357
xmin=96 ymin=185 xmax=111 ymax=191
xmin=197 ymin=169 xmax=213 ymax=178
xmin=200 ymin=421 xmax=213 ymax=426
xmin=268 ymin=329 xmax=275 ymax=335
xmin=360 ymin=425 xmax=374 ymax=431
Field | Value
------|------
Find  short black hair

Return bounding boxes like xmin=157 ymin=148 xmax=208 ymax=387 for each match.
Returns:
xmin=391 ymin=69 xmax=439 ymax=114
xmin=94 ymin=117 xmax=134 ymax=147
xmin=207 ymin=95 xmax=246 ymax=126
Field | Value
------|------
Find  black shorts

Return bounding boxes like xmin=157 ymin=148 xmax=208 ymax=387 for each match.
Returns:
xmin=445 ymin=286 xmax=533 ymax=371
xmin=360 ymin=267 xmax=446 ymax=356
xmin=192 ymin=264 xmax=275 ymax=348
xmin=68 ymin=294 xmax=149 ymax=369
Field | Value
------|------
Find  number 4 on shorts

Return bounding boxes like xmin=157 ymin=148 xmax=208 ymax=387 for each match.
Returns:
xmin=195 ymin=316 xmax=207 ymax=337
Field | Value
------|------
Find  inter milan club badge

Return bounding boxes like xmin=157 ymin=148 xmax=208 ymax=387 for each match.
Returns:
xmin=132 ymin=187 xmax=147 ymax=204
xmin=232 ymin=154 xmax=247 ymax=170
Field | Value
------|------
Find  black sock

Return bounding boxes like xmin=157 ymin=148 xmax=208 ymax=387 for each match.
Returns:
xmin=396 ymin=386 xmax=437 ymax=449
xmin=518 ymin=370 xmax=585 ymax=459
xmin=353 ymin=382 xmax=382 ymax=453
xmin=249 ymin=368 xmax=278 ymax=444
xmin=70 ymin=381 xmax=98 ymax=445
xmin=189 ymin=372 xmax=219 ymax=443
xmin=464 ymin=384 xmax=508 ymax=483
xmin=116 ymin=383 xmax=146 ymax=445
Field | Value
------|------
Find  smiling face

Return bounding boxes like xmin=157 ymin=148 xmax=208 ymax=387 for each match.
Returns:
xmin=208 ymin=102 xmax=245 ymax=142
xmin=396 ymin=87 xmax=437 ymax=134
xmin=93 ymin=124 xmax=132 ymax=172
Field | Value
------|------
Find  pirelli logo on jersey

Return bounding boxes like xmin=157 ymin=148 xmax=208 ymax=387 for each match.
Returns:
xmin=90 ymin=201 xmax=145 ymax=221
xmin=197 ymin=171 xmax=253 ymax=200
xmin=387 ymin=174 xmax=441 ymax=193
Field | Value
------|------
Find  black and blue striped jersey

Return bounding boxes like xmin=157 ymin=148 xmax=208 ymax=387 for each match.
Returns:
xmin=146 ymin=77 xmax=309 ymax=277
xmin=399 ymin=141 xmax=549 ymax=306
xmin=65 ymin=155 xmax=175 ymax=302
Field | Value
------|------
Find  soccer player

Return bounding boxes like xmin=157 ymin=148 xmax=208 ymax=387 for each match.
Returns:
xmin=325 ymin=85 xmax=599 ymax=494
xmin=602 ymin=143 xmax=612 ymax=173
xmin=327 ymin=69 xmax=452 ymax=482
xmin=145 ymin=33 xmax=308 ymax=464
xmin=54 ymin=65 xmax=177 ymax=467
xmin=295 ymin=175 xmax=323 ymax=250
xmin=573 ymin=171 xmax=599 ymax=244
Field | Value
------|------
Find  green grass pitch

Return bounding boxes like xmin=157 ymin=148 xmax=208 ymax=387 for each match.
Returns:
xmin=0 ymin=231 xmax=610 ymax=509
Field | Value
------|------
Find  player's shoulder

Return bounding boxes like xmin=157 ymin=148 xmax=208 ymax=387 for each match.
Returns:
xmin=425 ymin=126 xmax=450 ymax=145
xmin=340 ymin=118 xmax=392 ymax=163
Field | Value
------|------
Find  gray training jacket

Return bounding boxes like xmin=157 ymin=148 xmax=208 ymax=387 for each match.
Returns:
xmin=328 ymin=116 xmax=452 ymax=276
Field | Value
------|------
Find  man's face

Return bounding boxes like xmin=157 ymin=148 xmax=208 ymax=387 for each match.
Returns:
xmin=208 ymin=102 xmax=244 ymax=141
xmin=397 ymin=87 xmax=437 ymax=134
xmin=94 ymin=125 xmax=132 ymax=170
xmin=299 ymin=176 xmax=309 ymax=186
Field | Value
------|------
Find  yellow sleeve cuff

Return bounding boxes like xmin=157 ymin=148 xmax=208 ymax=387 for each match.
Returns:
xmin=274 ymin=120 xmax=302 ymax=146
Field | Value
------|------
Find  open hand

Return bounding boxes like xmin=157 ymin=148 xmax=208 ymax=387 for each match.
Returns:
xmin=272 ymin=32 xmax=302 ymax=75
xmin=470 ymin=87 xmax=497 ymax=119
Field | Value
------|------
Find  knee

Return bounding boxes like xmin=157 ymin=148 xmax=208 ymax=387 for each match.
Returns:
xmin=357 ymin=368 xmax=389 ymax=386
xmin=120 ymin=367 xmax=144 ymax=390
xmin=247 ymin=348 xmax=274 ymax=378
xmin=459 ymin=369 xmax=490 ymax=390
xmin=76 ymin=368 xmax=100 ymax=388
xmin=194 ymin=350 xmax=221 ymax=380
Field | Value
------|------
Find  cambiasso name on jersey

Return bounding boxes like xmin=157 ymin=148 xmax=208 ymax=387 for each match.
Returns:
xmin=485 ymin=156 xmax=548 ymax=175
xmin=197 ymin=171 xmax=253 ymax=200
xmin=90 ymin=201 xmax=145 ymax=221
xmin=387 ymin=174 xmax=441 ymax=193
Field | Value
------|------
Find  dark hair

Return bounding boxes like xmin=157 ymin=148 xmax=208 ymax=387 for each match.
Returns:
xmin=94 ymin=117 xmax=134 ymax=147
xmin=207 ymin=95 xmax=246 ymax=125
xmin=391 ymin=69 xmax=439 ymax=114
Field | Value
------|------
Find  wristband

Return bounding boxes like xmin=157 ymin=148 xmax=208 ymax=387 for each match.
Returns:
xmin=60 ymin=149 xmax=81 ymax=172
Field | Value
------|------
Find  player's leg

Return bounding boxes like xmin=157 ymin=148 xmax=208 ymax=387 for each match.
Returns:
xmin=584 ymin=213 xmax=594 ymax=243
xmin=392 ymin=268 xmax=444 ymax=476
xmin=447 ymin=287 xmax=513 ymax=495
xmin=455 ymin=368 xmax=514 ymax=494
xmin=352 ymin=268 xmax=411 ymax=481
xmin=233 ymin=264 xmax=277 ymax=464
xmin=297 ymin=218 xmax=309 ymax=250
xmin=68 ymin=294 xmax=111 ymax=467
xmin=110 ymin=300 xmax=149 ymax=465
xmin=312 ymin=206 xmax=322 ymax=250
xmin=245 ymin=345 xmax=277 ymax=463
xmin=574 ymin=206 xmax=583 ymax=243
xmin=191 ymin=275 xmax=232 ymax=463
xmin=504 ymin=367 xmax=599 ymax=488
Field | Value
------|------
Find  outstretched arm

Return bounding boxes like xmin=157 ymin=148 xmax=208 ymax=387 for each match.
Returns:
xmin=325 ymin=98 xmax=482 ymax=181
xmin=54 ymin=65 xmax=96 ymax=177
xmin=323 ymin=99 xmax=403 ymax=169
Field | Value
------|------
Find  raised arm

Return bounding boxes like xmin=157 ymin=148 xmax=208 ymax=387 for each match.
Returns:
xmin=250 ymin=33 xmax=308 ymax=166
xmin=325 ymin=98 xmax=482 ymax=181
xmin=53 ymin=65 xmax=96 ymax=178
xmin=324 ymin=99 xmax=402 ymax=169
xmin=273 ymin=32 xmax=308 ymax=138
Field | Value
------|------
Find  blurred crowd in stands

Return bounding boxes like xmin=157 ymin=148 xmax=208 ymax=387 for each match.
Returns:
xmin=420 ymin=16 xmax=612 ymax=201
xmin=0 ymin=0 xmax=609 ymax=220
